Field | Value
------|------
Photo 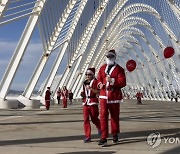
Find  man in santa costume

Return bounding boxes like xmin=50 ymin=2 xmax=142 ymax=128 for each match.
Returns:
xmin=45 ymin=87 xmax=51 ymax=110
xmin=62 ymin=86 xmax=68 ymax=108
xmin=97 ymin=49 xmax=126 ymax=146
xmin=81 ymin=67 xmax=101 ymax=143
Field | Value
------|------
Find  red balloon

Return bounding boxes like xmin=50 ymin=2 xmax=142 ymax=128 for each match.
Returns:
xmin=126 ymin=60 xmax=136 ymax=72
xmin=164 ymin=47 xmax=174 ymax=58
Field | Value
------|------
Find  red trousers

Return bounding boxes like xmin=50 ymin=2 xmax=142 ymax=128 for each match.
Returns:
xmin=100 ymin=99 xmax=120 ymax=139
xmin=83 ymin=105 xmax=101 ymax=139
xmin=45 ymin=100 xmax=50 ymax=110
xmin=63 ymin=98 xmax=67 ymax=108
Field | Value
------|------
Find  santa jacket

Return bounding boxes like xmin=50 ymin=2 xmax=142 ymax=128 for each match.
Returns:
xmin=62 ymin=89 xmax=68 ymax=99
xmin=81 ymin=78 xmax=99 ymax=106
xmin=45 ymin=90 xmax=51 ymax=101
xmin=97 ymin=63 xmax=126 ymax=103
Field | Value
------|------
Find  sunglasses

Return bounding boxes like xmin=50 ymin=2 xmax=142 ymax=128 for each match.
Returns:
xmin=85 ymin=74 xmax=92 ymax=76
xmin=106 ymin=55 xmax=115 ymax=58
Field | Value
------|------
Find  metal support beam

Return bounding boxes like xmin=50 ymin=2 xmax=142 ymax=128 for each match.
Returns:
xmin=0 ymin=0 xmax=8 ymax=18
xmin=40 ymin=41 xmax=69 ymax=97
xmin=22 ymin=0 xmax=77 ymax=99
xmin=0 ymin=0 xmax=47 ymax=100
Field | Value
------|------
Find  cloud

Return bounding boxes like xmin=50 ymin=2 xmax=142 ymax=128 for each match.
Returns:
xmin=0 ymin=59 xmax=8 ymax=65
xmin=0 ymin=39 xmax=44 ymax=90
xmin=0 ymin=39 xmax=43 ymax=55
xmin=26 ymin=42 xmax=43 ymax=56
xmin=0 ymin=40 xmax=17 ymax=53
xmin=0 ymin=39 xmax=65 ymax=91
xmin=21 ymin=41 xmax=43 ymax=66
xmin=0 ymin=39 xmax=43 ymax=65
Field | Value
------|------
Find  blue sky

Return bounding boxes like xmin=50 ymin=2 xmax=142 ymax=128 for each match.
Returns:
xmin=0 ymin=16 xmax=67 ymax=91
xmin=0 ymin=18 xmax=41 ymax=90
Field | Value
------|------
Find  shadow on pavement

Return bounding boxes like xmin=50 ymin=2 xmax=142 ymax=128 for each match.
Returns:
xmin=0 ymin=128 xmax=179 ymax=146
xmin=159 ymin=145 xmax=180 ymax=154
xmin=0 ymin=119 xmax=84 ymax=125
xmin=60 ymin=151 xmax=116 ymax=154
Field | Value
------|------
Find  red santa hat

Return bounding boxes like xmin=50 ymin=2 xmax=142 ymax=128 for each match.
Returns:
xmin=86 ymin=67 xmax=95 ymax=75
xmin=106 ymin=49 xmax=116 ymax=57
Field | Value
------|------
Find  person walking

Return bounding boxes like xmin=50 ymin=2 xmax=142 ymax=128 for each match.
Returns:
xmin=45 ymin=87 xmax=51 ymax=110
xmin=57 ymin=87 xmax=61 ymax=105
xmin=97 ymin=49 xmax=126 ymax=146
xmin=136 ymin=92 xmax=143 ymax=104
xmin=81 ymin=68 xmax=101 ymax=143
xmin=68 ymin=90 xmax=73 ymax=105
xmin=62 ymin=86 xmax=68 ymax=108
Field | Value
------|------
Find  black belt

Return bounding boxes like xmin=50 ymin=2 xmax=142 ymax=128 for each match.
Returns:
xmin=87 ymin=96 xmax=97 ymax=98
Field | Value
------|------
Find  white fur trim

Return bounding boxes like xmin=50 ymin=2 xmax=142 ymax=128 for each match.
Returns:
xmin=83 ymin=102 xmax=98 ymax=106
xmin=107 ymin=100 xmax=121 ymax=103
xmin=87 ymin=102 xmax=98 ymax=106
xmin=106 ymin=52 xmax=116 ymax=57
xmin=99 ymin=96 xmax=108 ymax=99
xmin=105 ymin=64 xmax=116 ymax=75
xmin=86 ymin=70 xmax=94 ymax=75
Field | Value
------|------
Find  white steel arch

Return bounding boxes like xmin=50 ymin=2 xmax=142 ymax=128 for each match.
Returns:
xmin=39 ymin=0 xmax=88 ymax=98
xmin=22 ymin=0 xmax=78 ymax=99
xmin=0 ymin=0 xmax=179 ymax=108
xmin=0 ymin=0 xmax=47 ymax=100
xmin=76 ymin=2 xmax=180 ymax=98
xmin=53 ymin=0 xmax=110 ymax=97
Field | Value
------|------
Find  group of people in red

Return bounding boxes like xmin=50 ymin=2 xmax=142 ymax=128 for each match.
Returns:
xmin=56 ymin=86 xmax=73 ymax=108
xmin=45 ymin=86 xmax=73 ymax=110
xmin=45 ymin=49 xmax=126 ymax=146
xmin=81 ymin=49 xmax=126 ymax=146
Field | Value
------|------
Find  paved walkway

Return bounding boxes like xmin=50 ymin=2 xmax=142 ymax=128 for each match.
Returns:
xmin=0 ymin=99 xmax=180 ymax=154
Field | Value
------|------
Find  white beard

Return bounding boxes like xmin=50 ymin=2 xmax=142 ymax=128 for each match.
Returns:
xmin=105 ymin=57 xmax=115 ymax=65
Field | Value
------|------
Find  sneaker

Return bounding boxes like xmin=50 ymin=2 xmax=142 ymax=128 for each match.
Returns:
xmin=98 ymin=138 xmax=107 ymax=146
xmin=83 ymin=137 xmax=91 ymax=143
xmin=112 ymin=134 xmax=119 ymax=143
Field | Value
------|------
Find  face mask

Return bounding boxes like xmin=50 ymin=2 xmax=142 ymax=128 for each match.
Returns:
xmin=105 ymin=57 xmax=115 ymax=65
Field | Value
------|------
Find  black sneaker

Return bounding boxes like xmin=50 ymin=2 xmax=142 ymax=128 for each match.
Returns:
xmin=83 ymin=137 xmax=91 ymax=143
xmin=112 ymin=134 xmax=119 ymax=143
xmin=98 ymin=138 xmax=107 ymax=146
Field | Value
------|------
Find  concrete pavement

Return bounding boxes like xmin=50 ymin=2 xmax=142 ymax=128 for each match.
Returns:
xmin=0 ymin=99 xmax=180 ymax=154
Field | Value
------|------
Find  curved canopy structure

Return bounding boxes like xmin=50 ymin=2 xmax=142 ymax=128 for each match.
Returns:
xmin=0 ymin=0 xmax=180 ymax=108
